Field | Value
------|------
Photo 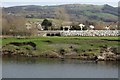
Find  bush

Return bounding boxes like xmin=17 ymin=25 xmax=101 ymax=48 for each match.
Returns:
xmin=59 ymin=48 xmax=65 ymax=56
xmin=73 ymin=48 xmax=78 ymax=52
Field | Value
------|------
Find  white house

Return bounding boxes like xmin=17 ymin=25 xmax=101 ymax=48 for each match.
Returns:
xmin=37 ymin=23 xmax=43 ymax=30
xmin=89 ymin=25 xmax=95 ymax=30
xmin=105 ymin=26 xmax=110 ymax=30
xmin=62 ymin=26 xmax=71 ymax=31
xmin=25 ymin=23 xmax=32 ymax=30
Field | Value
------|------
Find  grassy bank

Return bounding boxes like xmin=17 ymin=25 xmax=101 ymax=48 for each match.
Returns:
xmin=2 ymin=36 xmax=120 ymax=59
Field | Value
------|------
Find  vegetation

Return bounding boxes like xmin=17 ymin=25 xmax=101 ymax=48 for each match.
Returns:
xmin=2 ymin=4 xmax=118 ymax=22
xmin=1 ymin=4 xmax=119 ymax=60
xmin=2 ymin=37 xmax=119 ymax=57
xmin=2 ymin=14 xmax=31 ymax=36
xmin=2 ymin=4 xmax=119 ymax=35
xmin=41 ymin=19 xmax=52 ymax=30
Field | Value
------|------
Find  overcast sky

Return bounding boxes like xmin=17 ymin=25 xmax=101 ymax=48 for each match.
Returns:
xmin=1 ymin=0 xmax=119 ymax=7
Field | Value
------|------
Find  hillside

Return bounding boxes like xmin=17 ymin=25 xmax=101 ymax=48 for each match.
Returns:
xmin=2 ymin=4 xmax=118 ymax=23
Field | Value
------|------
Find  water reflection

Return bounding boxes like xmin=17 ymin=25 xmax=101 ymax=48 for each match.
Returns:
xmin=3 ymin=57 xmax=118 ymax=68
xmin=0 ymin=56 xmax=2 ymax=79
xmin=2 ymin=56 xmax=118 ymax=78
xmin=3 ymin=56 xmax=118 ymax=68
xmin=2 ymin=56 xmax=118 ymax=64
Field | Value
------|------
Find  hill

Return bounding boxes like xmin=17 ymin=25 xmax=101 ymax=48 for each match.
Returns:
xmin=2 ymin=4 xmax=118 ymax=23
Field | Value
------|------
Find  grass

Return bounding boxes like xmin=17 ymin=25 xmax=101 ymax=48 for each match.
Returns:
xmin=26 ymin=18 xmax=64 ymax=25
xmin=2 ymin=36 xmax=119 ymax=55
xmin=26 ymin=18 xmax=72 ymax=28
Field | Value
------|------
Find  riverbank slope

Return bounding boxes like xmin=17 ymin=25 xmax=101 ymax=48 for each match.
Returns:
xmin=2 ymin=37 xmax=120 ymax=60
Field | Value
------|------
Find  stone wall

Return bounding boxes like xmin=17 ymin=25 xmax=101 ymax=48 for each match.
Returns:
xmin=38 ymin=30 xmax=120 ymax=36
xmin=61 ymin=30 xmax=120 ymax=36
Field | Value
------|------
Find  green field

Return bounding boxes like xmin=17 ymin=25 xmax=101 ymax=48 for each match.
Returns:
xmin=26 ymin=18 xmax=64 ymax=25
xmin=26 ymin=18 xmax=71 ymax=28
xmin=2 ymin=36 xmax=119 ymax=56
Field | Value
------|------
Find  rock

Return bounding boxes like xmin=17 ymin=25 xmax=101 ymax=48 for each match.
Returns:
xmin=43 ymin=51 xmax=62 ymax=58
xmin=98 ymin=46 xmax=119 ymax=61
xmin=98 ymin=56 xmax=105 ymax=61
xmin=109 ymin=46 xmax=119 ymax=55
xmin=116 ymin=55 xmax=120 ymax=60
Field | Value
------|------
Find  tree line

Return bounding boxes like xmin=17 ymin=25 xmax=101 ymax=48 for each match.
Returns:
xmin=2 ymin=14 xmax=32 ymax=36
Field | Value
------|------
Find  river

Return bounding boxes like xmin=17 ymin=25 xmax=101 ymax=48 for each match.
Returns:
xmin=2 ymin=56 xmax=118 ymax=78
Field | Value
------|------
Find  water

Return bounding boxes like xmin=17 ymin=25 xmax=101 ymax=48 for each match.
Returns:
xmin=2 ymin=56 xmax=118 ymax=78
xmin=0 ymin=57 xmax=2 ymax=79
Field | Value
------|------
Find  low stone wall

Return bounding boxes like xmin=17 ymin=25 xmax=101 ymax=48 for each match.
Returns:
xmin=61 ymin=30 xmax=120 ymax=36
xmin=38 ymin=30 xmax=120 ymax=36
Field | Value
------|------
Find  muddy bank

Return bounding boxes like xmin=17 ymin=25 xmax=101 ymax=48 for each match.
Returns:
xmin=2 ymin=49 xmax=98 ymax=60
xmin=2 ymin=46 xmax=120 ymax=61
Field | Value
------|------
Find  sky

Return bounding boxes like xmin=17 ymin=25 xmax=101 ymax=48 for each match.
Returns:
xmin=1 ymin=0 xmax=120 ymax=7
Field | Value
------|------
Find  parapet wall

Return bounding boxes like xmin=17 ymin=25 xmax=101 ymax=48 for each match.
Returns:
xmin=38 ymin=30 xmax=120 ymax=36
xmin=61 ymin=30 xmax=120 ymax=36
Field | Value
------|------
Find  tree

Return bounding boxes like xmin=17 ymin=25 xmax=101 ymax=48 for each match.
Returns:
xmin=41 ymin=19 xmax=52 ymax=30
xmin=54 ymin=7 xmax=70 ymax=26
xmin=2 ymin=14 xmax=30 ymax=36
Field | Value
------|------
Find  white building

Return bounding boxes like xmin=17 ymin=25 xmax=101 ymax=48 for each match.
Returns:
xmin=25 ymin=23 xmax=32 ymax=30
xmin=89 ymin=25 xmax=95 ymax=30
xmin=37 ymin=24 xmax=43 ymax=30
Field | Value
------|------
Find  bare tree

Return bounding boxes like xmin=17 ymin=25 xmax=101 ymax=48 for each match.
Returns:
xmin=54 ymin=7 xmax=70 ymax=25
xmin=2 ymin=14 xmax=30 ymax=36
